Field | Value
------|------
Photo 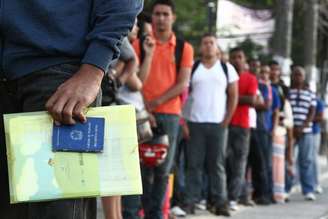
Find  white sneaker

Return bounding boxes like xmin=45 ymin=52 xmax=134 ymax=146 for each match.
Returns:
xmin=284 ymin=193 xmax=290 ymax=202
xmin=229 ymin=201 xmax=239 ymax=211
xmin=315 ymin=186 xmax=323 ymax=194
xmin=195 ymin=200 xmax=206 ymax=211
xmin=305 ymin=193 xmax=316 ymax=201
xmin=170 ymin=206 xmax=187 ymax=217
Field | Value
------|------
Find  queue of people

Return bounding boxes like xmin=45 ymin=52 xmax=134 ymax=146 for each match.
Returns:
xmin=99 ymin=0 xmax=326 ymax=218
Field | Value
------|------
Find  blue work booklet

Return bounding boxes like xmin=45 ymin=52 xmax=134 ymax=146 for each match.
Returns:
xmin=52 ymin=117 xmax=105 ymax=152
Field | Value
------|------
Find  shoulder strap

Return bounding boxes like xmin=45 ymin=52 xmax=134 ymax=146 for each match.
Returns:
xmin=188 ymin=60 xmax=201 ymax=93
xmin=220 ymin=62 xmax=230 ymax=95
xmin=175 ymin=38 xmax=185 ymax=74
xmin=221 ymin=62 xmax=229 ymax=82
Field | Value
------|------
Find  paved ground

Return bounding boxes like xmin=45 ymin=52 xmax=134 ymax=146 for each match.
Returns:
xmin=188 ymin=156 xmax=328 ymax=219
xmin=98 ymin=156 xmax=328 ymax=219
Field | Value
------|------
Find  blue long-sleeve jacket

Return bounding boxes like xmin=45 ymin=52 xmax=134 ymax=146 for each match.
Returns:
xmin=0 ymin=0 xmax=143 ymax=79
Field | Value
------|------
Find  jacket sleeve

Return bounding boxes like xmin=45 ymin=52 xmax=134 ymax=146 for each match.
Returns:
xmin=82 ymin=0 xmax=143 ymax=73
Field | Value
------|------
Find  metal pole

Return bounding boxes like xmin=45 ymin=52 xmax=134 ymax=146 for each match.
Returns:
xmin=208 ymin=1 xmax=215 ymax=34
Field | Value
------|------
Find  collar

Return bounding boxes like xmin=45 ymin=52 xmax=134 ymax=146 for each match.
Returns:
xmin=154 ymin=33 xmax=176 ymax=46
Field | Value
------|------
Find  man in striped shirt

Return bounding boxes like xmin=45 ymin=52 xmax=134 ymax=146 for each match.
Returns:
xmin=288 ymin=66 xmax=317 ymax=201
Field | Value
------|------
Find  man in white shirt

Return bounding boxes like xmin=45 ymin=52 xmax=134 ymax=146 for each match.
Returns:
xmin=183 ymin=33 xmax=239 ymax=216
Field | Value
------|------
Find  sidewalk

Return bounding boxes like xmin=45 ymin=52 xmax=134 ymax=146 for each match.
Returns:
xmin=97 ymin=156 xmax=328 ymax=219
xmin=188 ymin=156 xmax=328 ymax=219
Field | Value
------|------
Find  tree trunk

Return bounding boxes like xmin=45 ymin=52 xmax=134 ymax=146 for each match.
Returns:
xmin=304 ymin=0 xmax=319 ymax=91
xmin=272 ymin=0 xmax=294 ymax=84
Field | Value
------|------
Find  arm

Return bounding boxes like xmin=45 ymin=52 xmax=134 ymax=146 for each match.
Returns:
xmin=82 ymin=0 xmax=143 ymax=73
xmin=146 ymin=67 xmax=191 ymax=112
xmin=116 ymin=52 xmax=138 ymax=85
xmin=125 ymin=72 xmax=143 ymax=91
xmin=222 ymin=82 xmax=238 ymax=127
xmin=302 ymin=106 xmax=316 ymax=130
xmin=138 ymin=36 xmax=155 ymax=82
xmin=255 ymin=96 xmax=272 ymax=111
xmin=115 ymin=38 xmax=139 ymax=85
xmin=272 ymin=108 xmax=280 ymax=136
xmin=46 ymin=0 xmax=143 ymax=125
xmin=286 ymin=127 xmax=294 ymax=167
xmin=314 ymin=111 xmax=324 ymax=123
xmin=239 ymin=75 xmax=258 ymax=107
xmin=239 ymin=95 xmax=257 ymax=107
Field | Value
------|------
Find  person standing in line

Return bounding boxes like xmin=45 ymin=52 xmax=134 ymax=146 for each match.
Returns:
xmin=0 ymin=1 xmax=143 ymax=219
xmin=312 ymin=96 xmax=325 ymax=194
xmin=226 ymin=47 xmax=258 ymax=211
xmin=132 ymin=1 xmax=194 ymax=218
xmin=183 ymin=34 xmax=239 ymax=217
xmin=288 ymin=66 xmax=317 ymax=201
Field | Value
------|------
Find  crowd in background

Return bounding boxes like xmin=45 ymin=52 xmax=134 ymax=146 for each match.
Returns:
xmin=100 ymin=0 xmax=326 ymax=218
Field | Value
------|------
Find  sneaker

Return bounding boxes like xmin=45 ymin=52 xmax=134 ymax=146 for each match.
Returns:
xmin=304 ymin=193 xmax=316 ymax=201
xmin=284 ymin=193 xmax=290 ymax=203
xmin=315 ymin=186 xmax=323 ymax=194
xmin=214 ymin=204 xmax=231 ymax=217
xmin=239 ymin=198 xmax=255 ymax=207
xmin=206 ymin=201 xmax=215 ymax=213
xmin=170 ymin=206 xmax=187 ymax=217
xmin=254 ymin=197 xmax=271 ymax=206
xmin=195 ymin=200 xmax=206 ymax=211
xmin=229 ymin=201 xmax=239 ymax=211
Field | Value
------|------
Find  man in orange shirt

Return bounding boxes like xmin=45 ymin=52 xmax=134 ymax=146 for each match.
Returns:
xmin=133 ymin=0 xmax=193 ymax=218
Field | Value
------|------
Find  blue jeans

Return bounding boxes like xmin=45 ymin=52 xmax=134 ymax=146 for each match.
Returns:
xmin=141 ymin=114 xmax=179 ymax=219
xmin=313 ymin=133 xmax=321 ymax=187
xmin=0 ymin=64 xmax=98 ymax=219
xmin=184 ymin=122 xmax=228 ymax=207
xmin=296 ymin=133 xmax=316 ymax=194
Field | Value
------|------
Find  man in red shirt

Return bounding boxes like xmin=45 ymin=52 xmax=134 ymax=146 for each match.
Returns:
xmin=226 ymin=47 xmax=258 ymax=211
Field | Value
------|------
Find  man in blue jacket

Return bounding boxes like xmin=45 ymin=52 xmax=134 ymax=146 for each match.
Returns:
xmin=0 ymin=1 xmax=143 ymax=218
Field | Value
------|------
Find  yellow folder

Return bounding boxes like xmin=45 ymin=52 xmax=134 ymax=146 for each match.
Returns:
xmin=3 ymin=105 xmax=142 ymax=203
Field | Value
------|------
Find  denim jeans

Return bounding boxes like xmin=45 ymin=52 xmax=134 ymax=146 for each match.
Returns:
xmin=184 ymin=122 xmax=228 ymax=207
xmin=313 ymin=133 xmax=321 ymax=187
xmin=226 ymin=126 xmax=250 ymax=201
xmin=296 ymin=133 xmax=316 ymax=194
xmin=0 ymin=64 xmax=99 ymax=219
xmin=171 ymin=125 xmax=187 ymax=207
xmin=141 ymin=114 xmax=179 ymax=219
xmin=122 ymin=195 xmax=141 ymax=219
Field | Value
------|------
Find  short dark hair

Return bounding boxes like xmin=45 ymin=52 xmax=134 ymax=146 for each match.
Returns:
xmin=138 ymin=12 xmax=152 ymax=24
xmin=269 ymin=60 xmax=279 ymax=66
xmin=151 ymin=0 xmax=176 ymax=13
xmin=201 ymin=33 xmax=217 ymax=40
xmin=229 ymin=47 xmax=244 ymax=55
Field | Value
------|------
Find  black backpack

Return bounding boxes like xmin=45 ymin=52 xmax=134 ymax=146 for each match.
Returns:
xmin=139 ymin=36 xmax=185 ymax=73
xmin=189 ymin=60 xmax=229 ymax=92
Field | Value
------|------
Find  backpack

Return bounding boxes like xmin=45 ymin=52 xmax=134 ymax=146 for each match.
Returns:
xmin=139 ymin=36 xmax=185 ymax=73
xmin=189 ymin=60 xmax=229 ymax=92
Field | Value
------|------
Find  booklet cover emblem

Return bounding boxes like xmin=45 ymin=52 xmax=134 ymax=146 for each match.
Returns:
xmin=52 ymin=117 xmax=105 ymax=152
